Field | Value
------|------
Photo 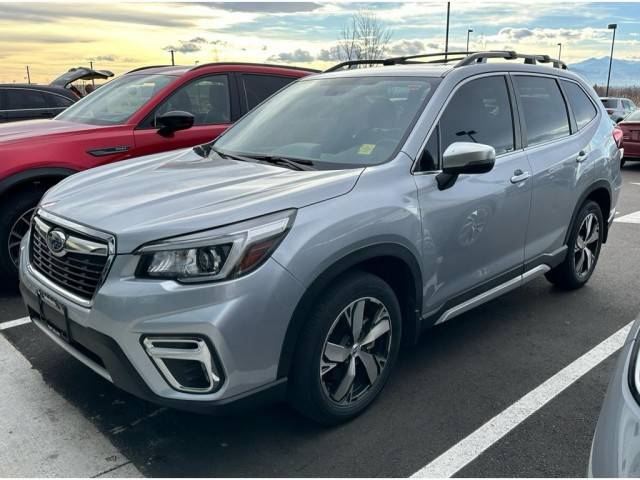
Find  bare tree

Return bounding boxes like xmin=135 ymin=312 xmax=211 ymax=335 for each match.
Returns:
xmin=338 ymin=10 xmax=392 ymax=62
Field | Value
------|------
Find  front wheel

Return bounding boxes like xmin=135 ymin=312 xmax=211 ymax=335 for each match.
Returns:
xmin=545 ymin=200 xmax=603 ymax=290
xmin=288 ymin=271 xmax=402 ymax=424
xmin=0 ymin=187 xmax=46 ymax=286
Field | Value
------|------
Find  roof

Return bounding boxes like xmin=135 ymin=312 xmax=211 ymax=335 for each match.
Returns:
xmin=125 ymin=63 xmax=319 ymax=76
xmin=0 ymin=83 xmax=76 ymax=98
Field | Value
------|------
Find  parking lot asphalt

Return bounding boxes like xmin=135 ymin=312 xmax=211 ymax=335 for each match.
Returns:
xmin=1 ymin=164 xmax=640 ymax=477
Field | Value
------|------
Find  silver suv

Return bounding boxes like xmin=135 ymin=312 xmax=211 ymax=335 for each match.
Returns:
xmin=19 ymin=51 xmax=622 ymax=424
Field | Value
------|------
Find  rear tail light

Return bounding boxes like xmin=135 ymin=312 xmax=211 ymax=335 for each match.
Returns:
xmin=613 ymin=126 xmax=624 ymax=148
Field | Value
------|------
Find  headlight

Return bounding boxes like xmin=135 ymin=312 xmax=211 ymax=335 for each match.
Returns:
xmin=135 ymin=209 xmax=295 ymax=283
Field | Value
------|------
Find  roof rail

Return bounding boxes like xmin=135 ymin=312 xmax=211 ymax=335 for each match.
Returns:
xmin=125 ymin=65 xmax=172 ymax=74
xmin=455 ymin=51 xmax=567 ymax=69
xmin=189 ymin=62 xmax=320 ymax=73
xmin=325 ymin=50 xmax=567 ymax=73
xmin=325 ymin=51 xmax=475 ymax=72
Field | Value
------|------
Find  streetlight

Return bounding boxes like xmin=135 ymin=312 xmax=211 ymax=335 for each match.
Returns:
xmin=169 ymin=49 xmax=175 ymax=66
xmin=606 ymin=23 xmax=617 ymax=96
xmin=444 ymin=1 xmax=450 ymax=60
xmin=466 ymin=29 xmax=474 ymax=53
xmin=557 ymin=43 xmax=562 ymax=61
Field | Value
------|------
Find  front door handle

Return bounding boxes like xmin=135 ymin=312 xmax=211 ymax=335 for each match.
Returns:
xmin=510 ymin=169 xmax=530 ymax=184
xmin=576 ymin=150 xmax=588 ymax=163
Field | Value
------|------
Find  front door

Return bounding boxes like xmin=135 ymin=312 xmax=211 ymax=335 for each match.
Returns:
xmin=413 ymin=74 xmax=532 ymax=314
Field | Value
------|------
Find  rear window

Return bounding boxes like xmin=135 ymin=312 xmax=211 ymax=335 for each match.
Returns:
xmin=601 ymin=98 xmax=619 ymax=109
xmin=5 ymin=89 xmax=46 ymax=110
xmin=513 ymin=76 xmax=570 ymax=146
xmin=561 ymin=81 xmax=597 ymax=130
xmin=240 ymin=74 xmax=297 ymax=110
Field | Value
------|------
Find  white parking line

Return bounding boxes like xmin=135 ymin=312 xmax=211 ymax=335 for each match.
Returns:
xmin=411 ymin=321 xmax=633 ymax=478
xmin=0 ymin=333 xmax=142 ymax=477
xmin=614 ymin=211 xmax=640 ymax=224
xmin=0 ymin=316 xmax=30 ymax=330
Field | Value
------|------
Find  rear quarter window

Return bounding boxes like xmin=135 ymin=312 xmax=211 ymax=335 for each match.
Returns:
xmin=561 ymin=81 xmax=597 ymax=130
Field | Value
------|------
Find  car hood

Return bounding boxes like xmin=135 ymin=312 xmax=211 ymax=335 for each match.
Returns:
xmin=0 ymin=119 xmax=100 ymax=144
xmin=41 ymin=148 xmax=363 ymax=253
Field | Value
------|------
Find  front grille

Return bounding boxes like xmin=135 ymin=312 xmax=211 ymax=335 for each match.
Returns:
xmin=29 ymin=216 xmax=109 ymax=301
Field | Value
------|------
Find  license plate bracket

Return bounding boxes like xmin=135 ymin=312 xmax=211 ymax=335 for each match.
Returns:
xmin=37 ymin=290 xmax=70 ymax=341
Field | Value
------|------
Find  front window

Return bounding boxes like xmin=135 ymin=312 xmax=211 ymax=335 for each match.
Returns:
xmin=56 ymin=73 xmax=175 ymax=126
xmin=214 ymin=76 xmax=440 ymax=168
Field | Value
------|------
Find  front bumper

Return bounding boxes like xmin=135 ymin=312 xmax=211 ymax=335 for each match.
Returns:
xmin=590 ymin=321 xmax=640 ymax=477
xmin=19 ymin=232 xmax=305 ymax=412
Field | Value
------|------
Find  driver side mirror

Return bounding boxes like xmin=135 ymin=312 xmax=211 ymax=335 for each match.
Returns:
xmin=437 ymin=142 xmax=495 ymax=190
xmin=156 ymin=111 xmax=194 ymax=136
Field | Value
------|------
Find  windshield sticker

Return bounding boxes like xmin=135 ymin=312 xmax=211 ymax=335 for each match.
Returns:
xmin=358 ymin=144 xmax=376 ymax=155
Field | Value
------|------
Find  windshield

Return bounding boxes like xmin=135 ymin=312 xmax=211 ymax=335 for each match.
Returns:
xmin=214 ymin=76 xmax=440 ymax=168
xmin=601 ymin=98 xmax=619 ymax=109
xmin=56 ymin=73 xmax=175 ymax=125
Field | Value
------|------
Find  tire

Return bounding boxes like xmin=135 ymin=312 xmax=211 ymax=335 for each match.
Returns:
xmin=288 ymin=271 xmax=402 ymax=425
xmin=0 ymin=186 xmax=47 ymax=286
xmin=545 ymin=200 xmax=604 ymax=290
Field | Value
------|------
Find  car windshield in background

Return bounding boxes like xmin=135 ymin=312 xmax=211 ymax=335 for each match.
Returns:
xmin=625 ymin=110 xmax=640 ymax=122
xmin=601 ymin=98 xmax=618 ymax=108
xmin=56 ymin=74 xmax=174 ymax=126
xmin=214 ymin=76 xmax=440 ymax=168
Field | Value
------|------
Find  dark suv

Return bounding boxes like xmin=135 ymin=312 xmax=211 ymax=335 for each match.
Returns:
xmin=0 ymin=85 xmax=77 ymax=123
xmin=0 ymin=62 xmax=316 ymax=282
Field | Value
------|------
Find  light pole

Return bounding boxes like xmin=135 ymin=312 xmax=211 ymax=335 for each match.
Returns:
xmin=89 ymin=60 xmax=95 ymax=86
xmin=444 ymin=1 xmax=450 ymax=60
xmin=466 ymin=28 xmax=474 ymax=52
xmin=557 ymin=43 xmax=562 ymax=61
xmin=170 ymin=49 xmax=175 ymax=66
xmin=25 ymin=66 xmax=30 ymax=84
xmin=606 ymin=23 xmax=617 ymax=96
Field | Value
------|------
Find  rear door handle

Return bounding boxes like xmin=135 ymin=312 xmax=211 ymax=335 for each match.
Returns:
xmin=576 ymin=150 xmax=588 ymax=162
xmin=510 ymin=170 xmax=530 ymax=184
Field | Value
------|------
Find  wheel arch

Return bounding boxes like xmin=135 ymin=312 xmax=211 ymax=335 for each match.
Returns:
xmin=0 ymin=167 xmax=78 ymax=201
xmin=276 ymin=242 xmax=423 ymax=379
xmin=565 ymin=180 xmax=612 ymax=244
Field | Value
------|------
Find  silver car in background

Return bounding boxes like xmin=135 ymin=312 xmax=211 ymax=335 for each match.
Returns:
xmin=601 ymin=96 xmax=637 ymax=123
xmin=19 ymin=51 xmax=622 ymax=424
xmin=590 ymin=319 xmax=640 ymax=477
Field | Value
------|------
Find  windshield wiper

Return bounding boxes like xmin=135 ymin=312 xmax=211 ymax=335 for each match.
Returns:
xmin=237 ymin=154 xmax=316 ymax=171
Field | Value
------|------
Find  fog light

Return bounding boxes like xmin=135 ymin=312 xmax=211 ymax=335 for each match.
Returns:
xmin=142 ymin=337 xmax=222 ymax=393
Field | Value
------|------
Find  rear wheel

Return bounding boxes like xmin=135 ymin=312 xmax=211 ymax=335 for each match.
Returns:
xmin=288 ymin=271 xmax=401 ymax=424
xmin=545 ymin=200 xmax=603 ymax=290
xmin=0 ymin=187 xmax=46 ymax=286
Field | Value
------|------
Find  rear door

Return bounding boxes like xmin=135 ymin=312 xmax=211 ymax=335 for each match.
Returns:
xmin=132 ymin=74 xmax=235 ymax=157
xmin=513 ymin=74 xmax=595 ymax=267
xmin=0 ymin=89 xmax=7 ymax=123
xmin=413 ymin=74 xmax=532 ymax=312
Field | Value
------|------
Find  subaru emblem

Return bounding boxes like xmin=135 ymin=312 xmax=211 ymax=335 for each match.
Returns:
xmin=46 ymin=229 xmax=67 ymax=257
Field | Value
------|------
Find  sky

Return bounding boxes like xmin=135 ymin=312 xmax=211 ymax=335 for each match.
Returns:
xmin=1 ymin=1 xmax=639 ymax=84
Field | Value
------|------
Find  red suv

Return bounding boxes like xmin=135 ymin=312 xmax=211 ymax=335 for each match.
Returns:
xmin=0 ymin=63 xmax=316 ymax=281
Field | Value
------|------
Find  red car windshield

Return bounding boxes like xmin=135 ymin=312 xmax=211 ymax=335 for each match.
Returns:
xmin=56 ymin=73 xmax=174 ymax=126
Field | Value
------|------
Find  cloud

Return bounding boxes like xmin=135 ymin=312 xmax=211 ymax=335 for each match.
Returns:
xmin=267 ymin=49 xmax=314 ymax=63
xmin=164 ymin=40 xmax=202 ymax=54
xmin=209 ymin=2 xmax=322 ymax=13
xmin=0 ymin=4 xmax=196 ymax=28
xmin=189 ymin=36 xmax=208 ymax=44
xmin=387 ymin=39 xmax=440 ymax=56
xmin=91 ymin=55 xmax=117 ymax=62
xmin=0 ymin=32 xmax=94 ymax=44
xmin=317 ymin=46 xmax=342 ymax=62
xmin=493 ymin=27 xmax=609 ymax=44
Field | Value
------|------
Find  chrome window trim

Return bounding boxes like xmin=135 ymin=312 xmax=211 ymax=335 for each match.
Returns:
xmin=30 ymin=208 xmax=117 ymax=307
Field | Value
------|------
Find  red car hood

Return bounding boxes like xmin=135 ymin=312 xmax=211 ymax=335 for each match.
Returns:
xmin=0 ymin=119 xmax=101 ymax=144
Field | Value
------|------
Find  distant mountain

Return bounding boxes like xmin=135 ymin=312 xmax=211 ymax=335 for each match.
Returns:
xmin=569 ymin=57 xmax=640 ymax=87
